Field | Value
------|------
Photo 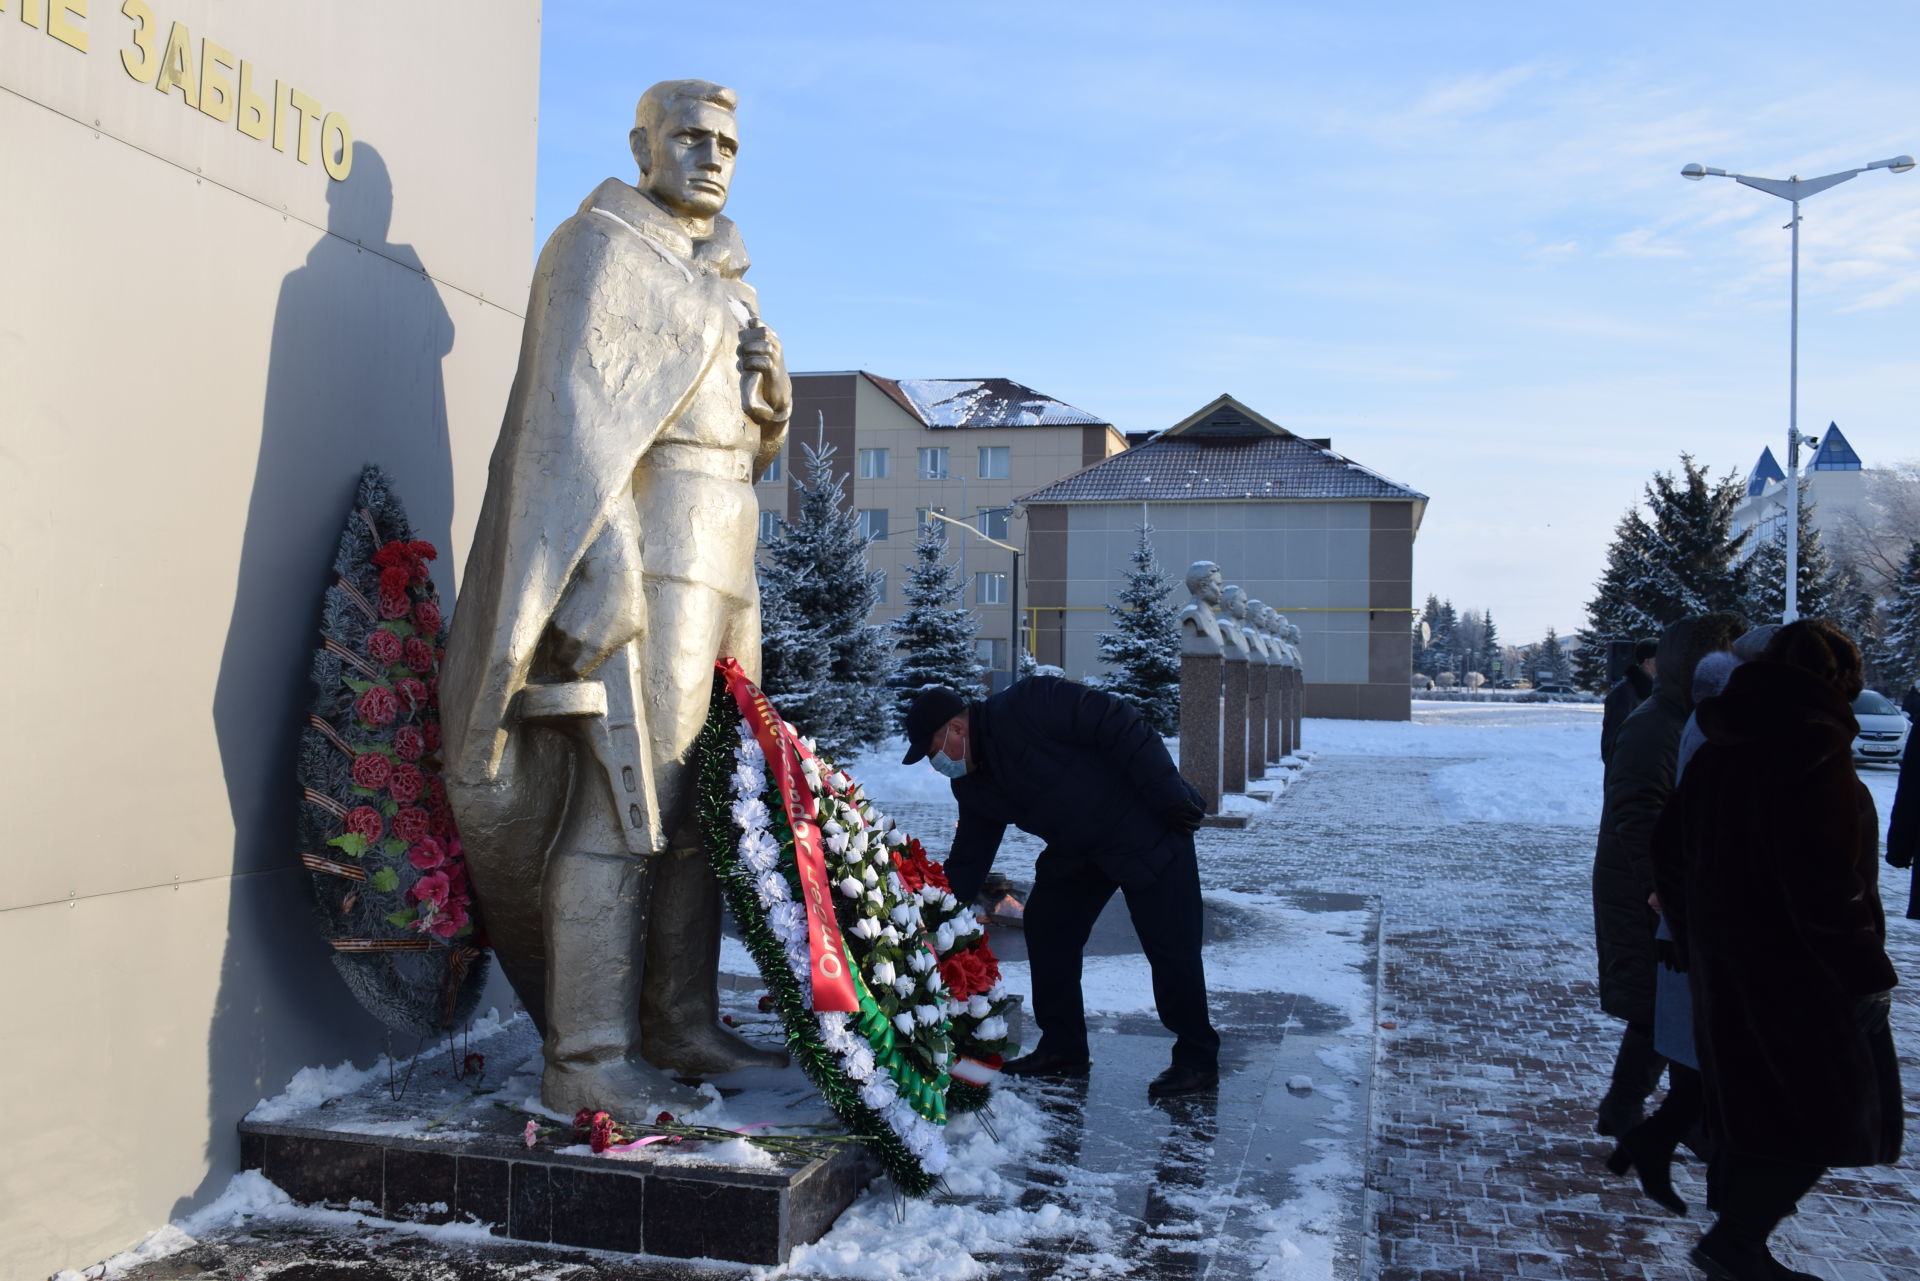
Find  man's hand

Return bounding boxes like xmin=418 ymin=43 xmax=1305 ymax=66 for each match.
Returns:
xmin=738 ymin=322 xmax=791 ymax=425
xmin=1163 ymin=797 xmax=1206 ymax=835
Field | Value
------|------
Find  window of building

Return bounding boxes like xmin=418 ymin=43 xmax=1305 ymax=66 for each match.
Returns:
xmin=758 ymin=509 xmax=780 ymax=543
xmin=976 ymin=571 xmax=1008 ymax=605
xmin=976 ymin=637 xmax=1008 ymax=672
xmin=857 ymin=509 xmax=889 ymax=541
xmin=858 ymin=448 xmax=889 ymax=479
xmin=918 ymin=447 xmax=949 ymax=480
xmin=978 ymin=445 xmax=1010 ymax=479
xmin=976 ymin=507 xmax=1009 ymax=540
xmin=759 ymin=454 xmax=782 ymax=484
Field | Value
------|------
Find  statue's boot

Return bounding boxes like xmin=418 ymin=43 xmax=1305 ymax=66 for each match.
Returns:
xmin=540 ymin=847 xmax=702 ymax=1116
xmin=640 ymin=846 xmax=791 ymax=1076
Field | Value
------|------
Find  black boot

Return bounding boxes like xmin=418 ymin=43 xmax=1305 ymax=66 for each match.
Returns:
xmin=1605 ymin=1123 xmax=1688 ymax=1215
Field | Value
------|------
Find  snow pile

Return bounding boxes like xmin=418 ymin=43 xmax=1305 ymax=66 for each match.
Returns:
xmin=246 ymin=1007 xmax=518 ymax=1122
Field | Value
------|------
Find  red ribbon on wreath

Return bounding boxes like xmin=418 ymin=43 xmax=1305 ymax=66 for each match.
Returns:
xmin=718 ymin=659 xmax=859 ymax=1013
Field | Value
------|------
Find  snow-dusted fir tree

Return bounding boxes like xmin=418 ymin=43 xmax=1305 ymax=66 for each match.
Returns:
xmin=1536 ymin=629 xmax=1573 ymax=686
xmin=885 ymin=520 xmax=984 ymax=732
xmin=758 ymin=436 xmax=892 ymax=757
xmin=755 ymin=555 xmax=834 ymax=736
xmin=1480 ymin=610 xmax=1501 ymax=680
xmin=1737 ymin=488 xmax=1836 ymax=625
xmin=1875 ymin=540 xmax=1920 ymax=695
xmin=1089 ymin=525 xmax=1181 ymax=733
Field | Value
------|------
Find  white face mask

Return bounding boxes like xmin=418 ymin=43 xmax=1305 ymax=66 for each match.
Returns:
xmin=930 ymin=749 xmax=969 ymax=779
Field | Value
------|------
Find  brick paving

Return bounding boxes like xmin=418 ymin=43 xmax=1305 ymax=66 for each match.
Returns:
xmin=1241 ymin=747 xmax=1920 ymax=1281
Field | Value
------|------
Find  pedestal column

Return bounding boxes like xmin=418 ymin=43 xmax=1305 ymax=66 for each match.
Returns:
xmin=1222 ymin=656 xmax=1249 ymax=794
xmin=1179 ymin=652 xmax=1223 ymax=814
xmin=1246 ymin=665 xmax=1268 ymax=781
xmin=1266 ymin=669 xmax=1283 ymax=763
xmin=1287 ymin=669 xmax=1303 ymax=755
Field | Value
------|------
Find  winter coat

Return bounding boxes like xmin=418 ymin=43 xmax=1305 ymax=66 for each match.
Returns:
xmin=1887 ymin=734 xmax=1920 ymax=920
xmin=1652 ymin=659 xmax=1903 ymax=1168
xmin=944 ymin=676 xmax=1200 ymax=904
xmin=1591 ymin=614 xmax=1743 ymax=1026
xmin=1600 ymin=665 xmax=1654 ymax=764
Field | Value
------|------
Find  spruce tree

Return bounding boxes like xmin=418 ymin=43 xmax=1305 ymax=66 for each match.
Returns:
xmin=1876 ymin=540 xmax=1920 ymax=695
xmin=755 ymin=555 xmax=834 ymax=735
xmin=1538 ymin=629 xmax=1573 ymax=685
xmin=757 ymin=437 xmax=892 ymax=757
xmin=1480 ymin=611 xmax=1501 ymax=680
xmin=1089 ymin=525 xmax=1182 ymax=733
xmin=885 ymin=521 xmax=984 ymax=732
xmin=1737 ymin=486 xmax=1836 ymax=624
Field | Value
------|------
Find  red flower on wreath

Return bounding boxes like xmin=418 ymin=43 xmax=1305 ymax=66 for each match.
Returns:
xmin=354 ymin=686 xmax=398 ymax=727
xmin=423 ymin=719 xmax=442 ymax=751
xmin=402 ymin=637 xmax=436 ymax=672
xmin=392 ymin=806 xmax=432 ymax=843
xmin=366 ymin=629 xmax=403 ymax=665
xmin=396 ymin=677 xmax=428 ymax=711
xmin=429 ymin=898 xmax=469 ymax=938
xmin=388 ymin=762 xmax=425 ymax=805
xmin=939 ymin=939 xmax=1000 ymax=1002
xmin=413 ymin=600 xmax=443 ymax=634
xmin=372 ymin=542 xmax=415 ymax=570
xmin=428 ymin=804 xmax=455 ymax=839
xmin=407 ymin=837 xmax=446 ymax=870
xmin=392 ymin=725 xmax=425 ymax=763
xmin=378 ymin=588 xmax=412 ymax=620
xmin=409 ymin=869 xmax=451 ymax=908
xmin=378 ymin=565 xmax=412 ymax=595
xmin=350 ymin=752 xmax=392 ymax=790
xmin=892 ymin=838 xmax=952 ymax=895
xmin=345 ymin=806 xmax=383 ymax=842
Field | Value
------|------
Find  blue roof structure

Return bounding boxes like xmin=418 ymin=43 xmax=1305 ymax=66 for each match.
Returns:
xmin=1810 ymin=422 xmax=1862 ymax=471
xmin=1747 ymin=446 xmax=1786 ymax=496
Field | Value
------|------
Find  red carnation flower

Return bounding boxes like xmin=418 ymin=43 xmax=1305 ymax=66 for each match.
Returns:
xmin=392 ymin=725 xmax=425 ymax=763
xmin=354 ymin=686 xmax=399 ymax=727
xmin=344 ymin=806 xmax=383 ymax=843
xmin=428 ymin=805 xmax=455 ymax=839
xmin=378 ymin=565 xmax=411 ymax=595
xmin=408 ymin=540 xmax=438 ymax=563
xmin=388 ymin=762 xmax=425 ymax=805
xmin=589 ymin=1112 xmax=615 ymax=1153
xmin=654 ymin=1111 xmax=675 ymax=1126
xmin=574 ymin=1109 xmax=593 ymax=1130
xmin=366 ymin=630 xmax=403 ymax=665
xmin=463 ymin=1052 xmax=484 ymax=1075
xmin=408 ymin=837 xmax=447 ymax=870
xmin=422 ymin=719 xmax=442 ymax=751
xmin=378 ymin=588 xmax=412 ymax=620
xmin=350 ymin=752 xmax=392 ymax=790
xmin=392 ymin=806 xmax=431 ymax=843
xmin=413 ymin=600 xmax=443 ymax=634
xmin=372 ymin=541 xmax=415 ymax=570
xmin=396 ymin=677 xmax=428 ymax=711
xmin=402 ymin=638 xmax=436 ymax=672
xmin=409 ymin=869 xmax=451 ymax=908
xmin=425 ymin=774 xmax=447 ymax=806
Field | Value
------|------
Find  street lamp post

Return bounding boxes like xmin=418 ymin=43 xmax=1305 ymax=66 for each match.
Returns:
xmin=1681 ymin=154 xmax=1914 ymax=622
xmin=924 ymin=507 xmax=1022 ymax=688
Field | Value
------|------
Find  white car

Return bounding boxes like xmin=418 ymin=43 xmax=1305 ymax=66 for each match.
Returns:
xmin=1853 ymin=690 xmax=1910 ymax=766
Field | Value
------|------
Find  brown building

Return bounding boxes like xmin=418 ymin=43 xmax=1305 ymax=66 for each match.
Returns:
xmin=1019 ymin=395 xmax=1428 ymax=720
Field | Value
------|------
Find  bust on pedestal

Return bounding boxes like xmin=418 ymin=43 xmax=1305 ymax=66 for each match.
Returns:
xmin=1177 ymin=561 xmax=1224 ymax=815
xmin=1219 ymin=586 xmax=1253 ymax=794
xmin=1243 ymin=599 xmax=1272 ymax=781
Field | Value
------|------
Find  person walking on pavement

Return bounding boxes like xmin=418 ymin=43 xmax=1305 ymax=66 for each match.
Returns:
xmin=1887 ymin=701 xmax=1920 ymax=921
xmin=901 ymin=677 xmax=1220 ymax=1097
xmin=1591 ymin=612 xmax=1746 ymax=1140
xmin=1652 ymin=619 xmax=1903 ymax=1280
xmin=1602 ymin=639 xmax=1658 ymax=765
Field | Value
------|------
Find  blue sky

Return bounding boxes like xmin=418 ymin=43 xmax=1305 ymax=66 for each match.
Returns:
xmin=536 ymin=1 xmax=1920 ymax=645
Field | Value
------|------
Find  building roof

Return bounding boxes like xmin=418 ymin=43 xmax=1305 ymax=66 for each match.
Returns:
xmin=1810 ymin=422 xmax=1862 ymax=471
xmin=1018 ymin=394 xmax=1426 ymax=507
xmin=883 ymin=377 xmax=1110 ymax=429
xmin=1747 ymin=446 xmax=1786 ymax=496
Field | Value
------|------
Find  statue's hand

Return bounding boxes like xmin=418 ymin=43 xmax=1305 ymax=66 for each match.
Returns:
xmin=738 ymin=323 xmax=791 ymax=425
xmin=547 ymin=515 xmax=645 ymax=680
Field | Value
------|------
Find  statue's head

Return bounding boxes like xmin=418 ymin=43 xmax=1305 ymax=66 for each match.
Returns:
xmin=1286 ymin=622 xmax=1301 ymax=643
xmin=1222 ymin=585 xmax=1248 ymax=619
xmin=1185 ymin=561 xmax=1222 ymax=605
xmin=1246 ymin=600 xmax=1267 ymax=631
xmin=631 ymin=79 xmax=739 ymax=222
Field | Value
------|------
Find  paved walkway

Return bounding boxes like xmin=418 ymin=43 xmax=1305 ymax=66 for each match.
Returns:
xmin=1251 ymin=748 xmax=1920 ymax=1281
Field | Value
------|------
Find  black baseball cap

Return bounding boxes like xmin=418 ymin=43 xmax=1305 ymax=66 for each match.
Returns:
xmin=901 ymin=688 xmax=968 ymax=764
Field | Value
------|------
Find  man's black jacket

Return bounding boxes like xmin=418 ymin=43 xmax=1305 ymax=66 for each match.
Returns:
xmin=1600 ymin=664 xmax=1654 ymax=764
xmin=943 ymin=677 xmax=1200 ymax=903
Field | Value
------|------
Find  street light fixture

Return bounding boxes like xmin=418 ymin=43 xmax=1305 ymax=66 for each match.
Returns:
xmin=1680 ymin=154 xmax=1914 ymax=621
xmin=923 ymin=507 xmax=1023 ymax=688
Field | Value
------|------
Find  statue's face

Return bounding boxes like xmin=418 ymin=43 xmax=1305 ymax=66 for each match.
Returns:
xmin=637 ymin=99 xmax=739 ymax=219
xmin=1201 ymin=568 xmax=1222 ymax=605
xmin=1223 ymin=587 xmax=1246 ymax=619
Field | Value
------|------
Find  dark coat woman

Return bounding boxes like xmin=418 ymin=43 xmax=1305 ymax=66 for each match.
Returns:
xmin=1887 ymin=728 xmax=1919 ymax=920
xmin=1652 ymin=621 xmax=1902 ymax=1278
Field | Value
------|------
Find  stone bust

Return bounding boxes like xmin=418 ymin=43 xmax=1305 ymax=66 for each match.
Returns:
xmin=1178 ymin=560 xmax=1224 ymax=656
xmin=1220 ymin=586 xmax=1253 ymax=662
xmin=438 ymin=78 xmax=791 ymax=1118
xmin=1244 ymin=599 xmax=1274 ymax=663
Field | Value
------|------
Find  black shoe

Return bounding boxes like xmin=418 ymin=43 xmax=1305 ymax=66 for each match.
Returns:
xmin=1604 ymin=1127 xmax=1688 ymax=1216
xmin=1690 ymin=1227 xmax=1784 ymax=1281
xmin=1595 ymin=1096 xmax=1644 ymax=1138
xmin=1147 ymin=1064 xmax=1218 ymax=1097
xmin=1002 ymin=1048 xmax=1090 ymax=1078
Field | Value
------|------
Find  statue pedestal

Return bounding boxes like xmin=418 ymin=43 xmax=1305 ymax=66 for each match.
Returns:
xmin=236 ymin=1014 xmax=874 ymax=1264
xmin=1287 ymin=670 xmax=1302 ymax=756
xmin=1247 ymin=666 xmax=1269 ymax=781
xmin=1265 ymin=670 xmax=1283 ymax=763
xmin=1179 ymin=652 xmax=1223 ymax=814
xmin=1222 ymin=658 xmax=1249 ymax=794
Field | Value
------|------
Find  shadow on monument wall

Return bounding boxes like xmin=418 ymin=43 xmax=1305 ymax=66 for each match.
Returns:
xmin=189 ymin=141 xmax=457 ymax=1216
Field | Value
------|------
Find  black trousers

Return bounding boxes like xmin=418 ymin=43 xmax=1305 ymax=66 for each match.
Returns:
xmin=1714 ymin=1153 xmax=1824 ymax=1245
xmin=1023 ymin=842 xmax=1220 ymax=1071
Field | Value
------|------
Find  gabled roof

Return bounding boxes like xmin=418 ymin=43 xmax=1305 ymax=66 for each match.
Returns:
xmin=1018 ymin=394 xmax=1426 ymax=509
xmin=1747 ymin=446 xmax=1786 ymax=496
xmin=1810 ymin=422 xmax=1862 ymax=471
xmin=888 ymin=378 xmax=1109 ymax=429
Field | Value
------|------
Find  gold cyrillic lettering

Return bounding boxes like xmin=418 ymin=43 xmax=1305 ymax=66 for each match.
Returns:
xmin=119 ymin=0 xmax=157 ymax=82
xmin=288 ymin=88 xmax=322 ymax=164
xmin=155 ymin=21 xmax=197 ymax=108
xmin=18 ymin=0 xmax=45 ymax=29
xmin=320 ymin=111 xmax=353 ymax=181
xmin=198 ymin=38 xmax=235 ymax=122
xmin=235 ymin=60 xmax=269 ymax=139
xmin=271 ymin=79 xmax=291 ymax=152
xmin=48 ymin=0 xmax=85 ymax=51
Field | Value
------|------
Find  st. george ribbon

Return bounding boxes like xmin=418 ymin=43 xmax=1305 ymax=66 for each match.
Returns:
xmin=718 ymin=659 xmax=859 ymax=1012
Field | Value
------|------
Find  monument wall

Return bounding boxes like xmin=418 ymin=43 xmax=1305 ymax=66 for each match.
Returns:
xmin=0 ymin=2 xmax=539 ymax=1271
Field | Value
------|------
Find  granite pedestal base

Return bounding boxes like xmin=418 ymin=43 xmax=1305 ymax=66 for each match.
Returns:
xmin=236 ymin=1016 xmax=877 ymax=1266
xmin=1178 ymin=652 xmax=1223 ymax=814
xmin=1222 ymin=658 xmax=1249 ymax=793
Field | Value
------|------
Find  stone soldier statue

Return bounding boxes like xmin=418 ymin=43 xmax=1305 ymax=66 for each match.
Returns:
xmin=439 ymin=79 xmax=791 ymax=1115
xmin=1178 ymin=561 xmax=1224 ymax=655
